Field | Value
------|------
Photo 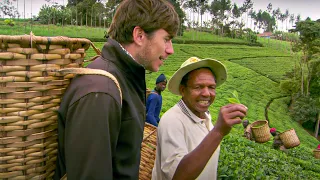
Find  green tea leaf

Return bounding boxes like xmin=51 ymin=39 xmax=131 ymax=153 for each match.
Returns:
xmin=227 ymin=98 xmax=240 ymax=104
xmin=232 ymin=90 xmax=239 ymax=100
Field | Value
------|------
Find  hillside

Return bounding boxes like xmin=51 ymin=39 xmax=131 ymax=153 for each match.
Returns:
xmin=86 ymin=40 xmax=320 ymax=178
xmin=1 ymin=23 xmax=319 ymax=178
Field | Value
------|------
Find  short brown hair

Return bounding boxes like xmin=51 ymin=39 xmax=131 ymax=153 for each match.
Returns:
xmin=108 ymin=0 xmax=180 ymax=44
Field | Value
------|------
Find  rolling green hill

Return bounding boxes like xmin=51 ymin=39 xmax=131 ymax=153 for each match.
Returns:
xmin=85 ymin=40 xmax=320 ymax=178
xmin=1 ymin=22 xmax=318 ymax=178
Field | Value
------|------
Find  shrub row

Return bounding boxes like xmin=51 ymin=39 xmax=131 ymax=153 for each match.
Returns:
xmin=84 ymin=37 xmax=263 ymax=47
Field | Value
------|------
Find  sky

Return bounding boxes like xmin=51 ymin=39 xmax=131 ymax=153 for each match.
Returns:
xmin=2 ymin=0 xmax=319 ymax=31
xmin=232 ymin=0 xmax=319 ymax=21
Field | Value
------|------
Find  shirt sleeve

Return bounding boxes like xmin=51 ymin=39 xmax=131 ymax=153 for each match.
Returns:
xmin=158 ymin=113 xmax=188 ymax=179
xmin=64 ymin=92 xmax=121 ymax=180
xmin=146 ymin=94 xmax=158 ymax=126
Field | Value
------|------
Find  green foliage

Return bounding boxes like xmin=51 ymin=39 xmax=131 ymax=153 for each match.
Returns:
xmin=280 ymin=79 xmax=299 ymax=94
xmin=273 ymin=31 xmax=299 ymax=42
xmin=232 ymin=56 xmax=296 ymax=83
xmin=67 ymin=31 xmax=320 ymax=177
xmin=243 ymin=31 xmax=257 ymax=43
xmin=219 ymin=134 xmax=320 ymax=179
xmin=290 ymin=94 xmax=320 ymax=123
xmin=4 ymin=19 xmax=15 ymax=26
xmin=227 ymin=90 xmax=241 ymax=104
xmin=290 ymin=20 xmax=320 ymax=57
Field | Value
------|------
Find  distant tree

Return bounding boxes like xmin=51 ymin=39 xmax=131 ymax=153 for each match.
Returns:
xmin=0 ymin=0 xmax=20 ymax=18
xmin=284 ymin=9 xmax=290 ymax=31
xmin=249 ymin=9 xmax=256 ymax=31
xmin=169 ymin=0 xmax=186 ymax=36
xmin=289 ymin=14 xmax=295 ymax=28
xmin=231 ymin=3 xmax=241 ymax=30
xmin=105 ymin=0 xmax=122 ymax=26
xmin=282 ymin=19 xmax=320 ymax=136
xmin=290 ymin=19 xmax=320 ymax=96
xmin=296 ymin=14 xmax=301 ymax=23
xmin=209 ymin=0 xmax=232 ymax=35
xmin=239 ymin=0 xmax=253 ymax=29
xmin=272 ymin=7 xmax=281 ymax=31
xmin=267 ymin=3 xmax=272 ymax=14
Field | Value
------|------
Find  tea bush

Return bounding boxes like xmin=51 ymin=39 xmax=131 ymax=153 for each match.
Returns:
xmin=85 ymin=39 xmax=320 ymax=178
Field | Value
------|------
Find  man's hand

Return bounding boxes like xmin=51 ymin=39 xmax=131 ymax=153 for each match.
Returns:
xmin=214 ymin=103 xmax=248 ymax=137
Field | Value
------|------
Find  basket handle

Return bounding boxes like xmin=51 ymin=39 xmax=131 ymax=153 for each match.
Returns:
xmin=57 ymin=68 xmax=122 ymax=104
xmin=83 ymin=42 xmax=102 ymax=63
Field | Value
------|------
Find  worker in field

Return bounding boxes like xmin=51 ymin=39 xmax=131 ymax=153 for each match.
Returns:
xmin=53 ymin=0 xmax=179 ymax=179
xmin=152 ymin=57 xmax=248 ymax=180
xmin=146 ymin=73 xmax=167 ymax=127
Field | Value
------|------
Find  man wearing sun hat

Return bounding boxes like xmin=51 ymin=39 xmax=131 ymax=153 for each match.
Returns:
xmin=152 ymin=57 xmax=248 ymax=180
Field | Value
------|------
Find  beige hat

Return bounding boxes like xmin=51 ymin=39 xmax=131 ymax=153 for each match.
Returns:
xmin=168 ymin=57 xmax=227 ymax=95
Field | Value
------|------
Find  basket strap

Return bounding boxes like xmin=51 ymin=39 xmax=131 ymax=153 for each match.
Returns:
xmin=57 ymin=68 xmax=122 ymax=105
xmin=90 ymin=42 xmax=101 ymax=55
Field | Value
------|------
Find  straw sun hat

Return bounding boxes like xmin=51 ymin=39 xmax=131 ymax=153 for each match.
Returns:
xmin=168 ymin=57 xmax=227 ymax=95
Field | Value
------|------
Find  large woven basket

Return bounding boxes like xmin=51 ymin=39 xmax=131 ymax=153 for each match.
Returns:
xmin=279 ymin=128 xmax=300 ymax=149
xmin=139 ymin=123 xmax=157 ymax=180
xmin=0 ymin=33 xmax=92 ymax=179
xmin=251 ymin=120 xmax=271 ymax=143
xmin=313 ymin=149 xmax=320 ymax=159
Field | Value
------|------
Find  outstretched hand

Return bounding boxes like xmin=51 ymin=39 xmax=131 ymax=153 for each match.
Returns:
xmin=214 ymin=103 xmax=248 ymax=137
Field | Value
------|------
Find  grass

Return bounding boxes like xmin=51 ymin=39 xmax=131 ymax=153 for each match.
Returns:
xmin=177 ymin=30 xmax=249 ymax=43
xmin=0 ymin=21 xmax=107 ymax=38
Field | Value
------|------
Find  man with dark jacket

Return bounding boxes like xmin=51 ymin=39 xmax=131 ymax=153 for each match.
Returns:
xmin=53 ymin=0 xmax=179 ymax=179
xmin=146 ymin=74 xmax=167 ymax=126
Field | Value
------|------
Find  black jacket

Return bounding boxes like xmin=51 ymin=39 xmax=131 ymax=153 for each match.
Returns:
xmin=54 ymin=38 xmax=146 ymax=180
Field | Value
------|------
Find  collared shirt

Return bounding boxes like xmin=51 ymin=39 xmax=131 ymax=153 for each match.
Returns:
xmin=152 ymin=100 xmax=220 ymax=180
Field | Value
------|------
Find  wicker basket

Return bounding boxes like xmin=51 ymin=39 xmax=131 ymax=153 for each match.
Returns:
xmin=251 ymin=120 xmax=271 ymax=143
xmin=279 ymin=128 xmax=300 ymax=149
xmin=139 ymin=123 xmax=157 ymax=180
xmin=313 ymin=149 xmax=320 ymax=159
xmin=0 ymin=33 xmax=91 ymax=179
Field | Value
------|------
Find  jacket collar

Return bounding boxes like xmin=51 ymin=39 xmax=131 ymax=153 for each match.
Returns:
xmin=101 ymin=38 xmax=145 ymax=78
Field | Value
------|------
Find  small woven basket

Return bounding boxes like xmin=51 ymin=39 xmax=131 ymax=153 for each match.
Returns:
xmin=0 ymin=33 xmax=92 ymax=179
xmin=313 ymin=149 xmax=320 ymax=159
xmin=139 ymin=123 xmax=157 ymax=180
xmin=251 ymin=120 xmax=271 ymax=143
xmin=279 ymin=128 xmax=300 ymax=149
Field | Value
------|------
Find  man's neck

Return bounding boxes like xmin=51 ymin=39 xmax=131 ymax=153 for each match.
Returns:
xmin=118 ymin=42 xmax=137 ymax=61
xmin=154 ymin=87 xmax=162 ymax=95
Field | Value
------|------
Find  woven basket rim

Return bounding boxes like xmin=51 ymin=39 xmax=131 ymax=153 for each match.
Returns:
xmin=0 ymin=34 xmax=92 ymax=46
xmin=251 ymin=120 xmax=268 ymax=129
xmin=279 ymin=128 xmax=295 ymax=135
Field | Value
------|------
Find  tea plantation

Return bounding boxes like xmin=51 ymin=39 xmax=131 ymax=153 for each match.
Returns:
xmin=86 ymin=39 xmax=320 ymax=179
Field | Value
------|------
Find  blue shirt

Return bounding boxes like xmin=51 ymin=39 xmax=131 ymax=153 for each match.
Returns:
xmin=146 ymin=90 xmax=162 ymax=126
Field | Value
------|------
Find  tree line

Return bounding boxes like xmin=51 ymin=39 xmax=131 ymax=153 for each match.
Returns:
xmin=0 ymin=0 xmax=306 ymax=34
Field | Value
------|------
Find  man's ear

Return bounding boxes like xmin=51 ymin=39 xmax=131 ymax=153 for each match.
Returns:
xmin=132 ymin=26 xmax=146 ymax=46
xmin=179 ymin=85 xmax=185 ymax=96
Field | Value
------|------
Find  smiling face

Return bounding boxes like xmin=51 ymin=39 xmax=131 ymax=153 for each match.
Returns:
xmin=179 ymin=68 xmax=216 ymax=119
xmin=137 ymin=29 xmax=174 ymax=72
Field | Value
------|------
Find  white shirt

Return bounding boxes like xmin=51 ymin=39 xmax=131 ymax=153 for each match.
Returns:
xmin=152 ymin=100 xmax=220 ymax=180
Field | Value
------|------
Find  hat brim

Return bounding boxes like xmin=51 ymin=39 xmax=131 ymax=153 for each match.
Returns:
xmin=168 ymin=58 xmax=227 ymax=95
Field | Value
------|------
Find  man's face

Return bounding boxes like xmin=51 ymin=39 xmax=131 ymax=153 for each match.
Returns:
xmin=180 ymin=68 xmax=216 ymax=119
xmin=156 ymin=81 xmax=167 ymax=92
xmin=137 ymin=29 xmax=174 ymax=72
